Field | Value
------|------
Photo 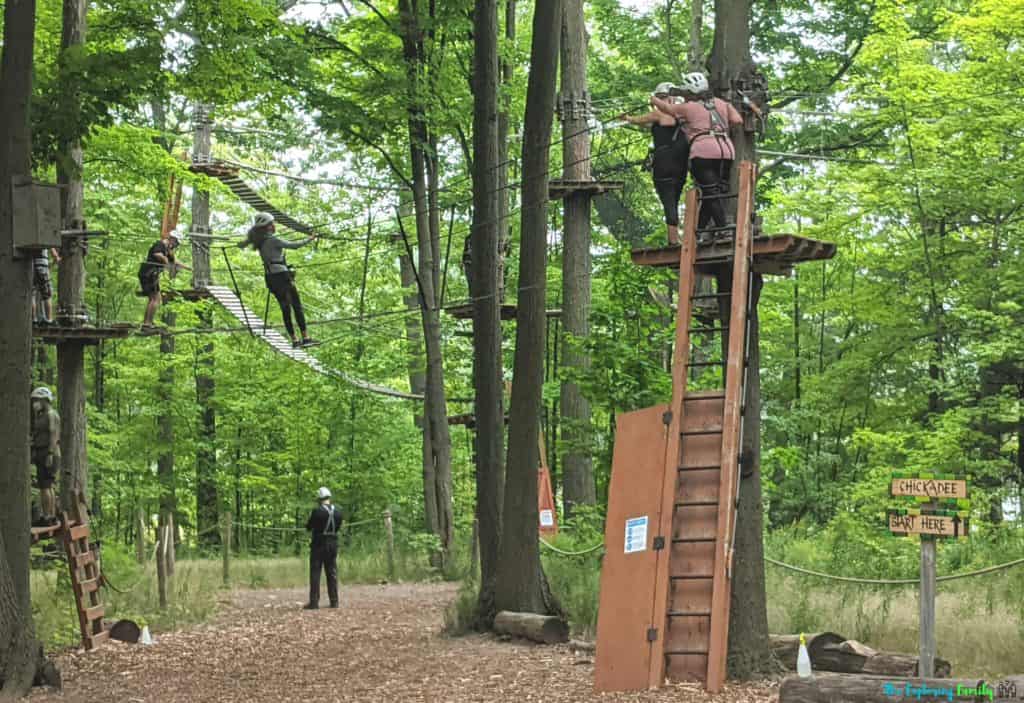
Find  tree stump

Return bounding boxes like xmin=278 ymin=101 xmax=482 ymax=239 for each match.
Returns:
xmin=493 ymin=611 xmax=569 ymax=644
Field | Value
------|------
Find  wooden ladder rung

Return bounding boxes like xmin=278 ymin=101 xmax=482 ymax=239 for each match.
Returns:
xmin=75 ymin=579 xmax=100 ymax=595
xmin=673 ymin=537 xmax=715 ymax=543
xmin=668 ymin=611 xmax=712 ymax=617
xmin=84 ymin=605 xmax=105 ymax=622
xmin=671 ymin=574 xmax=713 ymax=580
xmin=680 ymin=428 xmax=722 ymax=436
xmin=85 ymin=629 xmax=110 ymax=649
xmin=74 ymin=551 xmax=95 ymax=568
xmin=68 ymin=524 xmax=90 ymax=541
xmin=678 ymin=465 xmax=720 ymax=472
xmin=675 ymin=501 xmax=719 ymax=508
xmin=666 ymin=649 xmax=709 ymax=656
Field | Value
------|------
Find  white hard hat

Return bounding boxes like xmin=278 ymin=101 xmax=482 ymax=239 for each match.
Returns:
xmin=168 ymin=227 xmax=185 ymax=244
xmin=31 ymin=387 xmax=54 ymax=402
xmin=254 ymin=212 xmax=275 ymax=228
xmin=653 ymin=82 xmax=674 ymax=96
xmin=317 ymin=486 xmax=332 ymax=500
xmin=678 ymin=72 xmax=709 ymax=94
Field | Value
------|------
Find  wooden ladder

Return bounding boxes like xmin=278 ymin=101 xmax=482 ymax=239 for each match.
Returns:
xmin=61 ymin=493 xmax=109 ymax=650
xmin=648 ymin=161 xmax=757 ymax=692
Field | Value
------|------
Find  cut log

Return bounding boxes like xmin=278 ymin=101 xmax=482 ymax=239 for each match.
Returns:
xmin=780 ymin=673 xmax=1024 ymax=703
xmin=568 ymin=639 xmax=596 ymax=653
xmin=770 ymin=633 xmax=846 ymax=670
xmin=770 ymin=634 xmax=951 ymax=678
xmin=493 ymin=611 xmax=569 ymax=644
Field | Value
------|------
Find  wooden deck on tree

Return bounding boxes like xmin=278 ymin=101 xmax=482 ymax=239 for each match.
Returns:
xmin=188 ymin=160 xmax=240 ymax=178
xmin=548 ymin=179 xmax=624 ymax=200
xmin=631 ymin=235 xmax=836 ymax=275
xmin=33 ymin=323 xmax=137 ymax=345
xmin=444 ymin=302 xmax=562 ymax=320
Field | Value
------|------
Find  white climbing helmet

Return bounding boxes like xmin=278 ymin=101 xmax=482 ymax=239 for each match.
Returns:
xmin=678 ymin=72 xmax=709 ymax=95
xmin=168 ymin=227 xmax=185 ymax=244
xmin=254 ymin=212 xmax=275 ymax=228
xmin=653 ymin=82 xmax=675 ymax=97
xmin=31 ymin=387 xmax=54 ymax=402
xmin=317 ymin=486 xmax=332 ymax=500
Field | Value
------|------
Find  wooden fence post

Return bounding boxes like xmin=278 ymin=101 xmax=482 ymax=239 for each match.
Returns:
xmin=156 ymin=520 xmax=169 ymax=610
xmin=221 ymin=512 xmax=232 ymax=586
xmin=470 ymin=517 xmax=479 ymax=580
xmin=135 ymin=505 xmax=146 ymax=564
xmin=384 ymin=510 xmax=395 ymax=581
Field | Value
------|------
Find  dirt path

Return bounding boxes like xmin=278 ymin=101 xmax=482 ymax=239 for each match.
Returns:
xmin=29 ymin=583 xmax=777 ymax=702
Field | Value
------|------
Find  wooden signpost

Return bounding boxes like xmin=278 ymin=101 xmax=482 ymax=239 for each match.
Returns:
xmin=888 ymin=471 xmax=969 ymax=679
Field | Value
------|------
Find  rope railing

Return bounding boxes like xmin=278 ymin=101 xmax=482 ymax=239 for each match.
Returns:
xmin=765 ymin=555 xmax=1024 ymax=585
xmin=539 ymin=537 xmax=604 ymax=557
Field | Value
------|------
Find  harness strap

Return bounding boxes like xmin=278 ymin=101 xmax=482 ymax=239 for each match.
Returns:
xmin=323 ymin=505 xmax=337 ymax=536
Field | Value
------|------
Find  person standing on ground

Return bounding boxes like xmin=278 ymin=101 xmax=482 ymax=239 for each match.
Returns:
xmin=651 ymin=73 xmax=745 ymax=240
xmin=31 ymin=387 xmax=61 ymax=524
xmin=139 ymin=229 xmax=190 ymax=328
xmin=239 ymin=212 xmax=319 ymax=348
xmin=619 ymin=82 xmax=690 ymax=245
xmin=32 ymin=247 xmax=61 ymax=324
xmin=304 ymin=486 xmax=341 ymax=610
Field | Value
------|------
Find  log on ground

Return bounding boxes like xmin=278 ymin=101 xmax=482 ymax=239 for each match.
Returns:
xmin=493 ymin=611 xmax=569 ymax=644
xmin=770 ymin=634 xmax=951 ymax=677
xmin=779 ymin=673 xmax=1024 ymax=703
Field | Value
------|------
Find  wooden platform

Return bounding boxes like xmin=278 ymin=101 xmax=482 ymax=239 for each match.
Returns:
xmin=444 ymin=302 xmax=562 ymax=320
xmin=549 ymin=179 xmax=624 ymax=200
xmin=446 ymin=412 xmax=509 ymax=428
xmin=33 ymin=323 xmax=137 ymax=345
xmin=631 ymin=235 xmax=835 ymax=275
xmin=189 ymin=160 xmax=240 ymax=178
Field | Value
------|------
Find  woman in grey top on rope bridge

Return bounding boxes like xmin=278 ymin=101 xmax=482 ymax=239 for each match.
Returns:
xmin=240 ymin=212 xmax=318 ymax=348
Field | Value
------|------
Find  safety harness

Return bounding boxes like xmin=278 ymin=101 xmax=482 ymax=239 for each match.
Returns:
xmin=688 ymin=98 xmax=730 ymax=147
xmin=322 ymin=504 xmax=338 ymax=537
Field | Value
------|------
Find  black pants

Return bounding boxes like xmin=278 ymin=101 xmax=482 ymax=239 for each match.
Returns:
xmin=266 ymin=271 xmax=307 ymax=338
xmin=309 ymin=540 xmax=338 ymax=606
xmin=653 ymin=175 xmax=685 ymax=226
xmin=690 ymin=158 xmax=734 ymax=230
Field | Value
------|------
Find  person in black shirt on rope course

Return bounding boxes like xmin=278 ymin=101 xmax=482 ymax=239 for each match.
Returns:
xmin=139 ymin=228 xmax=191 ymax=328
xmin=304 ymin=486 xmax=341 ymax=610
xmin=239 ymin=212 xmax=319 ymax=348
xmin=619 ymin=81 xmax=690 ymax=246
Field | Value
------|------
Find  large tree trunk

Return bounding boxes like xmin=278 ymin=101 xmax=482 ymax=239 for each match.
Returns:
xmin=191 ymin=105 xmax=218 ymax=548
xmin=496 ymin=0 xmax=516 ymax=298
xmin=470 ymin=0 xmax=505 ymax=619
xmin=709 ymin=0 xmax=771 ymax=677
xmin=494 ymin=0 xmax=563 ymax=617
xmin=557 ymin=0 xmax=597 ymax=519
xmin=56 ymin=0 xmax=88 ymax=513
xmin=0 ymin=0 xmax=43 ymax=694
xmin=398 ymin=0 xmax=454 ymax=566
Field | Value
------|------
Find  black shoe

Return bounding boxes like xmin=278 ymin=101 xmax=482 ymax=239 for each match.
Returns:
xmin=292 ymin=339 xmax=302 ymax=348
xmin=303 ymin=603 xmax=319 ymax=610
xmin=328 ymin=603 xmax=339 ymax=609
xmin=299 ymin=338 xmax=320 ymax=348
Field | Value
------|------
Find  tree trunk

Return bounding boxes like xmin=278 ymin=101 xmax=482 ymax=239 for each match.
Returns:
xmin=494 ymin=0 xmax=563 ymax=617
xmin=399 ymin=0 xmax=454 ymax=566
xmin=157 ymin=315 xmax=177 ymax=556
xmin=778 ymin=674 xmax=1024 ymax=703
xmin=688 ymin=0 xmax=703 ymax=70
xmin=471 ymin=0 xmax=505 ymax=619
xmin=558 ymin=0 xmax=597 ymax=520
xmin=709 ymin=0 xmax=772 ymax=677
xmin=0 ymin=0 xmax=43 ymax=693
xmin=57 ymin=0 xmax=88 ymax=514
xmin=496 ymin=0 xmax=516 ymax=297
xmin=191 ymin=106 xmax=218 ymax=548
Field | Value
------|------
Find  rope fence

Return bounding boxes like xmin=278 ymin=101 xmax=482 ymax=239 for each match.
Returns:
xmin=765 ymin=555 xmax=1024 ymax=585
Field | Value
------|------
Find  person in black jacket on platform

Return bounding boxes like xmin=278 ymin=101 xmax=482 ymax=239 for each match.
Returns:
xmin=304 ymin=486 xmax=341 ymax=610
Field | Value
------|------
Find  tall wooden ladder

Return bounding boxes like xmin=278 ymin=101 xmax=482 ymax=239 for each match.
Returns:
xmin=649 ymin=160 xmax=757 ymax=692
xmin=61 ymin=492 xmax=109 ymax=650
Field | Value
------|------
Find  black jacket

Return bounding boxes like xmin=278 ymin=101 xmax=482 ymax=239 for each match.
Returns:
xmin=306 ymin=503 xmax=341 ymax=545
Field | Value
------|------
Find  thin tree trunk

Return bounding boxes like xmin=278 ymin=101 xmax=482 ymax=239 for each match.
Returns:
xmin=496 ymin=0 xmax=516 ymax=298
xmin=399 ymin=0 xmax=454 ymax=566
xmin=0 ymin=0 xmax=42 ymax=693
xmin=558 ymin=0 xmax=597 ymax=519
xmin=158 ymin=316 xmax=177 ymax=561
xmin=688 ymin=0 xmax=703 ymax=70
xmin=470 ymin=0 xmax=505 ymax=619
xmin=57 ymin=0 xmax=89 ymax=513
xmin=494 ymin=0 xmax=563 ymax=618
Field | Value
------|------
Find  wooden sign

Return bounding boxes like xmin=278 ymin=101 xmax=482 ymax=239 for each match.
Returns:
xmin=890 ymin=477 xmax=967 ymax=500
xmin=888 ymin=510 xmax=969 ymax=538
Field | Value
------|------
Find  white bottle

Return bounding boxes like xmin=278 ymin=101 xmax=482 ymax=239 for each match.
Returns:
xmin=140 ymin=625 xmax=154 ymax=646
xmin=797 ymin=632 xmax=813 ymax=678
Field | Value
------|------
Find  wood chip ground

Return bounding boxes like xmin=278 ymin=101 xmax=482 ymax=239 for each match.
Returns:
xmin=28 ymin=582 xmax=777 ymax=702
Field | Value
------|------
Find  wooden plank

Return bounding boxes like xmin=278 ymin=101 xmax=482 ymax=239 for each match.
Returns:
xmin=594 ymin=404 xmax=671 ymax=693
xmin=74 ymin=551 xmax=95 ymax=568
xmin=670 ymin=577 xmax=714 ymax=616
xmin=74 ymin=578 xmax=100 ymax=596
xmin=629 ymin=234 xmax=836 ymax=272
xmin=84 ymin=629 xmax=110 ymax=650
xmin=890 ymin=477 xmax=967 ymax=499
xmin=707 ymin=160 xmax=756 ymax=694
xmin=888 ymin=512 xmax=968 ymax=537
xmin=84 ymin=605 xmax=105 ymax=622
xmin=68 ymin=524 xmax=90 ymax=541
xmin=649 ymin=187 xmax=702 ymax=690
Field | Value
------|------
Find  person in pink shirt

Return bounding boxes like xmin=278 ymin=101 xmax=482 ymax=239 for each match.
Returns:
xmin=651 ymin=72 xmax=744 ymax=237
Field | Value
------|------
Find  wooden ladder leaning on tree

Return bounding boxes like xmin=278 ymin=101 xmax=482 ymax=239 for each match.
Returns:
xmin=594 ymin=161 xmax=757 ymax=694
xmin=30 ymin=490 xmax=109 ymax=650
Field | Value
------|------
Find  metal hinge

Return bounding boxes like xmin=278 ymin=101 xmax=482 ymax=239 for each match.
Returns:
xmin=662 ymin=410 xmax=672 ymax=426
xmin=653 ymin=536 xmax=665 ymax=551
xmin=647 ymin=627 xmax=658 ymax=642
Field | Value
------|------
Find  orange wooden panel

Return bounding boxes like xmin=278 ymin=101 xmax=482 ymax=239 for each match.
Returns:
xmin=594 ymin=404 xmax=669 ymax=692
xmin=665 ymin=614 xmax=711 ymax=654
xmin=669 ymin=540 xmax=715 ymax=577
xmin=677 ymin=468 xmax=720 ymax=504
xmin=680 ymin=432 xmax=722 ymax=469
xmin=669 ymin=575 xmax=714 ymax=613
xmin=666 ymin=653 xmax=709 ymax=682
